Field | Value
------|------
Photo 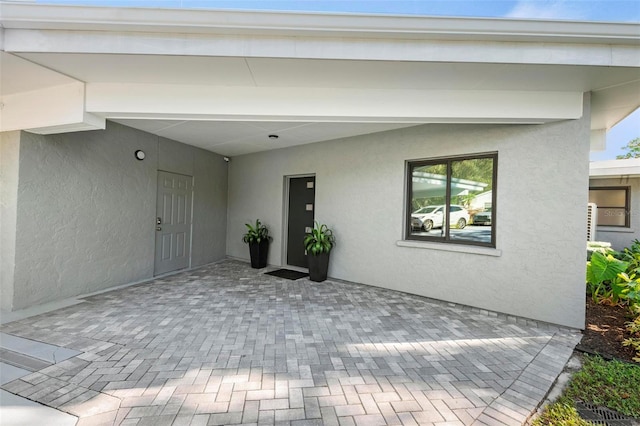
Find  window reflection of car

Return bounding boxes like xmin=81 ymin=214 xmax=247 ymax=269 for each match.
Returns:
xmin=411 ymin=205 xmax=469 ymax=231
xmin=473 ymin=207 xmax=492 ymax=226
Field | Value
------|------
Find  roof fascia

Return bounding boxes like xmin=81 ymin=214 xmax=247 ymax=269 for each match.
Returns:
xmin=590 ymin=159 xmax=640 ymax=178
xmin=1 ymin=3 xmax=639 ymax=45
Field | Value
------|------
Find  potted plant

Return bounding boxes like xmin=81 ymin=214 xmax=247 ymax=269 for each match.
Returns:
xmin=304 ymin=221 xmax=335 ymax=282
xmin=242 ymin=219 xmax=272 ymax=269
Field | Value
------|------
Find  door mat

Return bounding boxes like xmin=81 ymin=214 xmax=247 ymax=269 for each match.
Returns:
xmin=265 ymin=269 xmax=309 ymax=280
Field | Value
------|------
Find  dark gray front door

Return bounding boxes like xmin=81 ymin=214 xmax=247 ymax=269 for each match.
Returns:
xmin=287 ymin=176 xmax=316 ymax=268
xmin=154 ymin=171 xmax=192 ymax=275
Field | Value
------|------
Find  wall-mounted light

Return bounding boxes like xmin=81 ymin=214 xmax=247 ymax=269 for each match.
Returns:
xmin=134 ymin=150 xmax=145 ymax=161
xmin=223 ymin=157 xmax=230 ymax=162
xmin=268 ymin=134 xmax=279 ymax=140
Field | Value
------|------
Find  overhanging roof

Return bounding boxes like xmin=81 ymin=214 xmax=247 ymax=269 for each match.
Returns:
xmin=590 ymin=159 xmax=640 ymax=178
xmin=1 ymin=3 xmax=639 ymax=156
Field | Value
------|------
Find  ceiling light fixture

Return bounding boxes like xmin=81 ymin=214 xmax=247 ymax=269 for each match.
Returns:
xmin=268 ymin=134 xmax=279 ymax=140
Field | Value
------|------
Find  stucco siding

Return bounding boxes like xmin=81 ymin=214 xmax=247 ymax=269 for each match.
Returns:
xmin=192 ymin=146 xmax=229 ymax=268
xmin=227 ymin=109 xmax=590 ymax=328
xmin=10 ymin=122 xmax=228 ymax=310
xmin=1 ymin=132 xmax=21 ymax=312
xmin=591 ymin=177 xmax=640 ymax=251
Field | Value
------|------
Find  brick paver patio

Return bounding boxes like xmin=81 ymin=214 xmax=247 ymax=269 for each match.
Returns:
xmin=0 ymin=260 xmax=580 ymax=425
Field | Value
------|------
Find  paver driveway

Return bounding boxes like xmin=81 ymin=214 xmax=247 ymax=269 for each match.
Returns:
xmin=1 ymin=260 xmax=580 ymax=425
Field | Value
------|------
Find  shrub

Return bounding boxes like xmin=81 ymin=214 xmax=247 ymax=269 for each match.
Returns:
xmin=624 ymin=307 xmax=640 ymax=363
xmin=586 ymin=251 xmax=628 ymax=303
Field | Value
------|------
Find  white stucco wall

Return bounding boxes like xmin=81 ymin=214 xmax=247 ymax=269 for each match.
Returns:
xmin=227 ymin=105 xmax=591 ymax=328
xmin=591 ymin=177 xmax=640 ymax=251
xmin=10 ymin=122 xmax=228 ymax=310
xmin=0 ymin=132 xmax=21 ymax=312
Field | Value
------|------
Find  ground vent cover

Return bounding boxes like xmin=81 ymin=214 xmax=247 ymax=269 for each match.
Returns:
xmin=575 ymin=401 xmax=639 ymax=425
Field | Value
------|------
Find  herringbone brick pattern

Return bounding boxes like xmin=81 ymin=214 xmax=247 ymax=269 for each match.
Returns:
xmin=1 ymin=260 xmax=580 ymax=425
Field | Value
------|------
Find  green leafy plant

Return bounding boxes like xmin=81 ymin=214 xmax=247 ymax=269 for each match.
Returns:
xmin=613 ymin=269 xmax=640 ymax=308
xmin=586 ymin=251 xmax=629 ymax=302
xmin=624 ymin=309 xmax=640 ymax=363
xmin=622 ymin=337 xmax=640 ymax=363
xmin=303 ymin=222 xmax=335 ymax=255
xmin=610 ymin=246 xmax=640 ymax=310
xmin=532 ymin=397 xmax=591 ymax=426
xmin=242 ymin=219 xmax=272 ymax=244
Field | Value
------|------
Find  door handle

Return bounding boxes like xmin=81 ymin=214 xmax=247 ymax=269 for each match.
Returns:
xmin=156 ymin=226 xmax=162 ymax=231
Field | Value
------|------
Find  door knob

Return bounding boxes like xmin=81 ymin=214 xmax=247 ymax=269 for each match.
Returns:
xmin=156 ymin=226 xmax=162 ymax=231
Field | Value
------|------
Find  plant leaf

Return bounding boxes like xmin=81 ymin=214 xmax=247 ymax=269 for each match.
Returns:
xmin=587 ymin=252 xmax=628 ymax=286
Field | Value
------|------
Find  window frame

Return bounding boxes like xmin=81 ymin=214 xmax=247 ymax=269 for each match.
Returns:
xmin=405 ymin=152 xmax=498 ymax=248
xmin=588 ymin=186 xmax=631 ymax=228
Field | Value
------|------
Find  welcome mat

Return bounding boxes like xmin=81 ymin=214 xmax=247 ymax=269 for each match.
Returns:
xmin=265 ymin=269 xmax=309 ymax=280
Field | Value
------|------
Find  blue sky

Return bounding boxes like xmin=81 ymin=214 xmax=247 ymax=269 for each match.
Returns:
xmin=33 ymin=0 xmax=640 ymax=21
xmin=31 ymin=0 xmax=639 ymax=159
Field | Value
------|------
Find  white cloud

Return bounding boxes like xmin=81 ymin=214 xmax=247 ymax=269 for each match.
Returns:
xmin=506 ymin=0 xmax=588 ymax=20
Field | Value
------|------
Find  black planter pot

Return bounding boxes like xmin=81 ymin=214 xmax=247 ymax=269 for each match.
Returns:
xmin=307 ymin=252 xmax=330 ymax=282
xmin=249 ymin=240 xmax=269 ymax=269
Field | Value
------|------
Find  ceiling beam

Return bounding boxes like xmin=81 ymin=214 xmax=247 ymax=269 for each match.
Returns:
xmin=86 ymin=84 xmax=584 ymax=124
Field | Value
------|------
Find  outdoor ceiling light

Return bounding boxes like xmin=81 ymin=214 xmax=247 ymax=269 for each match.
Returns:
xmin=134 ymin=150 xmax=145 ymax=160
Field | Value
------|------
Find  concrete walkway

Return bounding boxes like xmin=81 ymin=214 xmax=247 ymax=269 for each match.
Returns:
xmin=0 ymin=260 xmax=581 ymax=425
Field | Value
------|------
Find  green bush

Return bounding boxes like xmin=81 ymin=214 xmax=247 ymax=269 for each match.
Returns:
xmin=586 ymin=240 xmax=640 ymax=312
xmin=586 ymin=251 xmax=628 ymax=302
xmin=532 ymin=397 xmax=591 ymax=426
xmin=586 ymin=241 xmax=640 ymax=363
xmin=624 ymin=308 xmax=640 ymax=363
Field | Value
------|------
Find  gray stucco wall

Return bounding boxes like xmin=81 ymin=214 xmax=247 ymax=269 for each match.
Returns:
xmin=157 ymin=137 xmax=229 ymax=268
xmin=591 ymin=177 xmax=640 ymax=251
xmin=1 ymin=132 xmax=20 ymax=312
xmin=10 ymin=122 xmax=228 ymax=310
xmin=226 ymin=105 xmax=591 ymax=328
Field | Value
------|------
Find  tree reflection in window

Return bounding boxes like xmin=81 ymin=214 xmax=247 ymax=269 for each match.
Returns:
xmin=407 ymin=153 xmax=497 ymax=247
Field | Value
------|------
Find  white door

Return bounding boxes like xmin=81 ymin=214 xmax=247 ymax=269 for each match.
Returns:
xmin=154 ymin=171 xmax=192 ymax=275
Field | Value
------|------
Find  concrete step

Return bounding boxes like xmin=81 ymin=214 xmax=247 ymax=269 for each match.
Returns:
xmin=0 ymin=348 xmax=51 ymax=372
xmin=0 ymin=332 xmax=81 ymax=364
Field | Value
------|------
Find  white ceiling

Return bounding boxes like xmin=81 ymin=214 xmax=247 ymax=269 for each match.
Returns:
xmin=110 ymin=119 xmax=417 ymax=156
xmin=8 ymin=53 xmax=638 ymax=156
xmin=3 ymin=2 xmax=638 ymax=156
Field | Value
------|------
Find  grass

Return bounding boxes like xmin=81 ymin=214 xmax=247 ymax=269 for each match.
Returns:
xmin=533 ymin=355 xmax=640 ymax=425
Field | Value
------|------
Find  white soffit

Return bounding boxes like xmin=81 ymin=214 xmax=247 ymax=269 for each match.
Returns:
xmin=1 ymin=3 xmax=639 ymax=155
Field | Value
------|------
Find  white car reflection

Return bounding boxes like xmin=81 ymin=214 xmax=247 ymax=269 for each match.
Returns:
xmin=411 ymin=205 xmax=469 ymax=231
